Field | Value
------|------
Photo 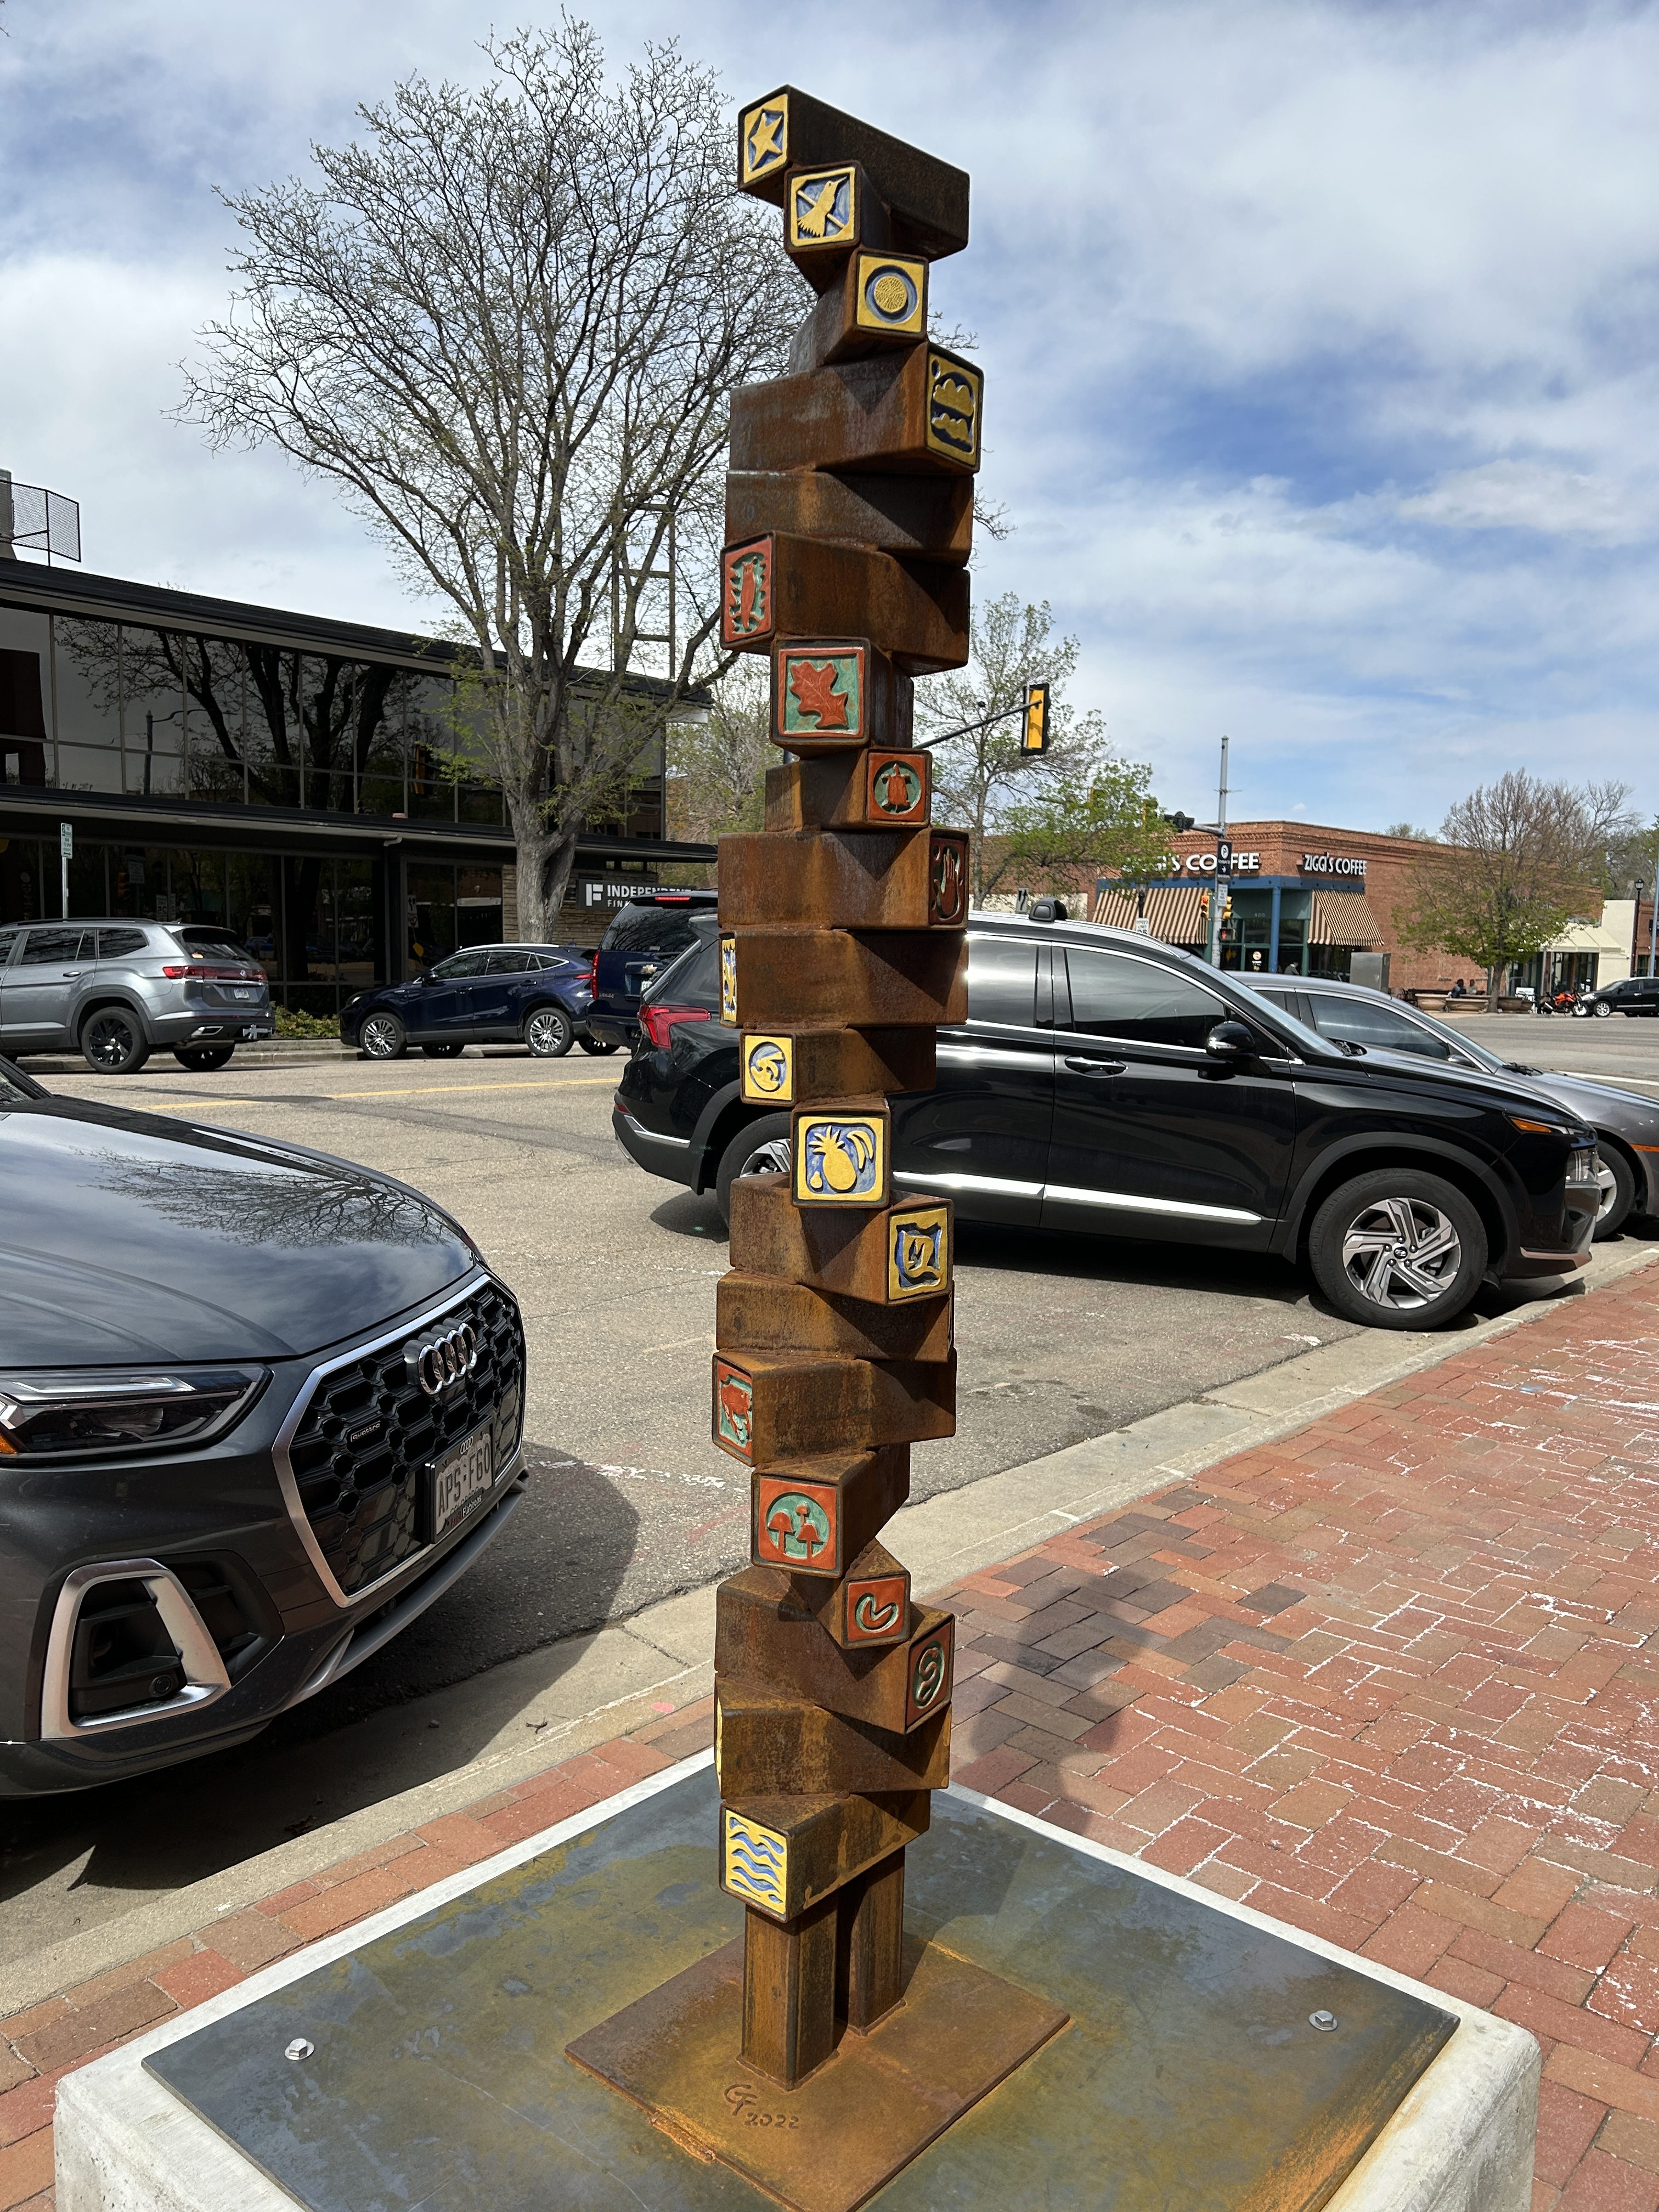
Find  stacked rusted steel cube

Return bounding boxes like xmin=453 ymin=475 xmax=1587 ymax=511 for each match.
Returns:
xmin=708 ymin=85 xmax=979 ymax=2091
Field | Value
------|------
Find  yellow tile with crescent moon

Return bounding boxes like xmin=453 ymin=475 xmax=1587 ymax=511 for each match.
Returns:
xmin=741 ymin=1032 xmax=794 ymax=1104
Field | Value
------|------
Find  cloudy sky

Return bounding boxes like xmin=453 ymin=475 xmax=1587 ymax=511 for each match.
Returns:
xmin=3 ymin=0 xmax=1656 ymax=831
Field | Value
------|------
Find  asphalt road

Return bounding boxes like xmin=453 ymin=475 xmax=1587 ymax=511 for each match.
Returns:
xmin=2 ymin=1035 xmax=1652 ymax=1954
xmin=1436 ymin=1008 xmax=1659 ymax=1089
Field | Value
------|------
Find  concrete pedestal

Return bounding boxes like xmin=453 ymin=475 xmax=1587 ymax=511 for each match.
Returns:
xmin=56 ymin=1753 xmax=1537 ymax=2212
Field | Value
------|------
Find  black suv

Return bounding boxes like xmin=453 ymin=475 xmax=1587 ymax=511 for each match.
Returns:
xmin=585 ymin=891 xmax=719 ymax=1051
xmin=612 ymin=913 xmax=1601 ymax=1332
xmin=1579 ymin=973 xmax=1659 ymax=1018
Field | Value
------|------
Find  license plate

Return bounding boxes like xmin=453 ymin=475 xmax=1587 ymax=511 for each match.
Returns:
xmin=233 ymin=987 xmax=257 ymax=1002
xmin=425 ymin=1420 xmax=496 ymax=1539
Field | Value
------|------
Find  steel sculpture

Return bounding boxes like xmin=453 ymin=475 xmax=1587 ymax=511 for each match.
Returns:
xmin=568 ymin=86 xmax=1066 ymax=2209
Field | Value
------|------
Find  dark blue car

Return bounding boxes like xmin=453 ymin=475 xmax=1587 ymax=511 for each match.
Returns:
xmin=341 ymin=944 xmax=608 ymax=1060
xmin=585 ymin=891 xmax=719 ymax=1051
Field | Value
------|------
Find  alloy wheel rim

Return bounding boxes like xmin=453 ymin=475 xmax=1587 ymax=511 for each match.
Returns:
xmin=361 ymin=1017 xmax=399 ymax=1057
xmin=87 ymin=1017 xmax=133 ymax=1068
xmin=528 ymin=1011 xmax=568 ymax=1052
xmin=1340 ymin=1198 xmax=1463 ymax=1310
xmin=740 ymin=1136 xmax=792 ymax=1180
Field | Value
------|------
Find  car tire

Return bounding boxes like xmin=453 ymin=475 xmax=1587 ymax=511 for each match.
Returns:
xmin=173 ymin=1045 xmax=235 ymax=1071
xmin=1593 ymin=1146 xmax=1637 ymax=1242
xmin=1594 ymin=1001 xmax=1612 ymax=1018
xmin=81 ymin=1007 xmax=151 ymax=1075
xmin=715 ymin=1113 xmax=792 ymax=1226
xmin=420 ymin=1041 xmax=466 ymax=1058
xmin=1308 ymin=1169 xmax=1487 ymax=1331
xmin=524 ymin=1007 xmax=573 ymax=1058
xmin=578 ymin=1034 xmax=617 ymax=1056
xmin=358 ymin=1012 xmax=407 ymax=1060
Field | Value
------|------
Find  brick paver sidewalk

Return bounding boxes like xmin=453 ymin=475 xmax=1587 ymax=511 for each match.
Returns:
xmin=4 ymin=1257 xmax=1656 ymax=2211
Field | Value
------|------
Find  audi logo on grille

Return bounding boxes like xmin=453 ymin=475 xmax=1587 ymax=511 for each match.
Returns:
xmin=406 ymin=1322 xmax=478 ymax=1396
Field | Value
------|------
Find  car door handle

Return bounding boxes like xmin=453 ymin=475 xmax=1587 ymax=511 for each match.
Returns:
xmin=1064 ymin=1056 xmax=1126 ymax=1076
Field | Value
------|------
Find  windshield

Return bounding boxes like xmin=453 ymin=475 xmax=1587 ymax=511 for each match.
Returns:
xmin=1390 ymin=1002 xmax=1506 ymax=1071
xmin=171 ymin=929 xmax=255 ymax=963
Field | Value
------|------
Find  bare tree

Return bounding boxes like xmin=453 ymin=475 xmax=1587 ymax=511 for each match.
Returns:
xmin=919 ymin=595 xmax=1104 ymax=901
xmin=180 ymin=23 xmax=800 ymax=937
xmin=1394 ymin=771 xmax=1634 ymax=1009
xmin=667 ymin=658 xmax=770 ymax=854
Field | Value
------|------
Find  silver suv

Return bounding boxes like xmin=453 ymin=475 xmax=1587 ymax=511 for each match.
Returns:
xmin=0 ymin=919 xmax=274 ymax=1074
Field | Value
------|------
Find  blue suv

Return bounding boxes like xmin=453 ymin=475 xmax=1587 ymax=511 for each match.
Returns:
xmin=341 ymin=944 xmax=605 ymax=1059
xmin=585 ymin=892 xmax=719 ymax=1051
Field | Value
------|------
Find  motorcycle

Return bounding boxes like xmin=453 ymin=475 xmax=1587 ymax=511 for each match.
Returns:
xmin=1536 ymin=985 xmax=1590 ymax=1017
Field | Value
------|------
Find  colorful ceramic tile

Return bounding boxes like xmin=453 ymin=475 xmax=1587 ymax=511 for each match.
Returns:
xmin=788 ymin=164 xmax=857 ymax=253
xmin=713 ymin=1356 xmax=754 ymax=1463
xmin=741 ymin=1032 xmax=794 ymax=1104
xmin=774 ymin=642 xmax=866 ymax=743
xmin=926 ymin=350 xmax=983 ymax=469
xmin=904 ymin=1617 xmax=954 ymax=1730
xmin=740 ymin=95 xmax=789 ymax=188
xmin=723 ymin=1806 xmax=788 ymax=1916
xmin=754 ymin=1475 xmax=840 ymax=1572
xmin=866 ymin=749 xmax=928 ymax=825
xmin=794 ymin=1111 xmax=887 ymax=1206
xmin=721 ymin=537 xmax=772 ymax=646
xmin=929 ymin=832 xmax=968 ymax=926
xmin=719 ymin=934 xmax=737 ymax=1025
xmin=845 ymin=1571 xmax=910 ymax=1647
xmin=887 ymin=1203 xmax=950 ymax=1301
xmin=855 ymin=253 xmax=926 ymax=339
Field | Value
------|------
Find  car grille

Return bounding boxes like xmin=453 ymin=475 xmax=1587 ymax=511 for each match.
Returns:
xmin=285 ymin=1280 xmax=525 ymax=1599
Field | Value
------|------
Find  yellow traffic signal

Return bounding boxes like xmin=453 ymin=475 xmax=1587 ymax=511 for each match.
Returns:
xmin=1022 ymin=681 xmax=1049 ymax=753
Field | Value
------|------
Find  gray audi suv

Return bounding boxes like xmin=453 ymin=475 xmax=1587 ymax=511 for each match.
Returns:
xmin=0 ymin=1054 xmax=526 ymax=1794
xmin=0 ymin=919 xmax=275 ymax=1073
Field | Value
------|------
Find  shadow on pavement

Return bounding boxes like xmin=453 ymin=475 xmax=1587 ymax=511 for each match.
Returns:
xmin=0 ymin=1454 xmax=638 ymax=1924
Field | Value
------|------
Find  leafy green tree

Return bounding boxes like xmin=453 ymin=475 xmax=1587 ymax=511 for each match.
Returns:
xmin=919 ymin=595 xmax=1104 ymax=900
xmin=996 ymin=767 xmax=1168 ymax=901
xmin=1394 ymin=770 xmax=1633 ymax=1008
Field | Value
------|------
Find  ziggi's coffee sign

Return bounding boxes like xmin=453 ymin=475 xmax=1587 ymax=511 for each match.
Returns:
xmin=1300 ymin=853 xmax=1367 ymax=877
xmin=1176 ymin=850 xmax=1260 ymax=874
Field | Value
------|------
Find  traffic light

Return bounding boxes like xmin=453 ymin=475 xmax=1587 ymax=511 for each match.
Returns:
xmin=1021 ymin=681 xmax=1049 ymax=753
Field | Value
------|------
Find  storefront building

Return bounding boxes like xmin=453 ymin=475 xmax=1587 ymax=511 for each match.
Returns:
xmin=1094 ymin=821 xmax=1641 ymax=994
xmin=0 ymin=559 xmax=713 ymax=1015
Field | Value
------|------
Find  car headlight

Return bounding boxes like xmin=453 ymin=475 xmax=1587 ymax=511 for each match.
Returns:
xmin=0 ymin=1369 xmax=267 ymax=1458
xmin=1566 ymin=1148 xmax=1601 ymax=1185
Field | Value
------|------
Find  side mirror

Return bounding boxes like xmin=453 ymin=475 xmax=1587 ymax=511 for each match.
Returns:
xmin=1205 ymin=1020 xmax=1256 ymax=1060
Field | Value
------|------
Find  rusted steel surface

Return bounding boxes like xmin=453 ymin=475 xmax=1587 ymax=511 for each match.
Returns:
xmin=735 ymin=86 xmax=970 ymax=258
xmin=715 ymin=1684 xmax=951 ymax=1796
xmin=737 ymin=1025 xmax=936 ymax=1106
xmin=716 ymin=1273 xmax=953 ymax=1363
xmin=718 ymin=827 xmax=970 ymax=931
xmin=720 ymin=530 xmax=969 ymax=670
xmin=729 ymin=1176 xmax=951 ymax=1306
xmin=719 ymin=928 xmax=967 ymax=1028
xmin=730 ymin=346 xmax=983 ymax=480
xmin=710 ymin=1347 xmax=957 ymax=1466
xmin=726 ymin=470 xmax=973 ymax=565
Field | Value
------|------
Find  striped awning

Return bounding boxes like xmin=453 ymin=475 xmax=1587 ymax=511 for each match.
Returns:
xmin=1310 ymin=891 xmax=1386 ymax=947
xmin=1093 ymin=884 xmax=1210 ymax=943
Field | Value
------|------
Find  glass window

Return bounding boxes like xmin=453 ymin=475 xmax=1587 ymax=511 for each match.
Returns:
xmin=600 ymin=901 xmax=703 ymax=956
xmin=0 ymin=608 xmax=53 ymax=788
xmin=432 ymin=951 xmax=488 ymax=980
xmin=0 ymin=927 xmax=22 ymax=964
xmin=98 ymin=928 xmax=150 ymax=959
xmin=485 ymin=950 xmax=533 ymax=974
xmin=966 ymin=935 xmax=1039 ymax=1028
xmin=1064 ymin=948 xmax=1227 ymax=1049
xmin=1308 ymin=996 xmax=1454 ymax=1059
xmin=20 ymin=927 xmax=91 ymax=963
xmin=407 ymin=862 xmax=456 ymax=970
xmin=50 ymin=616 xmax=123 ymax=795
xmin=169 ymin=929 xmax=252 ymax=962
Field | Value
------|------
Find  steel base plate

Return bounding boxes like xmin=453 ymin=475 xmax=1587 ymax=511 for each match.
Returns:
xmin=567 ymin=1932 xmax=1067 ymax=2211
xmin=143 ymin=1767 xmax=1455 ymax=2210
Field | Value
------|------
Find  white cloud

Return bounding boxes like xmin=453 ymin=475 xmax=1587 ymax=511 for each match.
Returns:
xmin=2 ymin=0 xmax=1658 ymax=826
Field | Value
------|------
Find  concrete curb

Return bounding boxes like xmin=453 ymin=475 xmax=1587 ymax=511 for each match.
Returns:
xmin=12 ymin=1240 xmax=1653 ymax=2018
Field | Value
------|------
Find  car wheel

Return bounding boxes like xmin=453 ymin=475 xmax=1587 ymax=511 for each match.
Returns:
xmin=420 ymin=1041 xmax=466 ymax=1058
xmin=524 ymin=1007 xmax=573 ymax=1058
xmin=358 ymin=1012 xmax=407 ymax=1060
xmin=578 ymin=1034 xmax=617 ymax=1056
xmin=173 ymin=1044 xmax=235 ymax=1071
xmin=1307 ymin=1170 xmax=1487 ymax=1331
xmin=715 ymin=1113 xmax=792 ymax=1226
xmin=1594 ymin=1001 xmax=1612 ymax=1017
xmin=81 ymin=1007 xmax=151 ymax=1075
xmin=1593 ymin=1146 xmax=1637 ymax=1241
